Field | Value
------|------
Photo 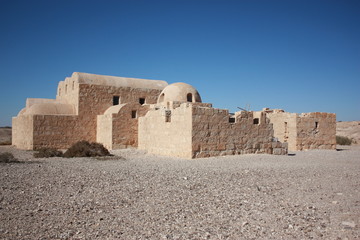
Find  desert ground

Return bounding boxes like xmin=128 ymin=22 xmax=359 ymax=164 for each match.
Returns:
xmin=1 ymin=144 xmax=359 ymax=240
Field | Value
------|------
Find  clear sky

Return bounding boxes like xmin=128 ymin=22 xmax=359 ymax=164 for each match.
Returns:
xmin=1 ymin=0 xmax=359 ymax=126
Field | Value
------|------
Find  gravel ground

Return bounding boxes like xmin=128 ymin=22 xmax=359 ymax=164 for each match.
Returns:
xmin=0 ymin=146 xmax=359 ymax=240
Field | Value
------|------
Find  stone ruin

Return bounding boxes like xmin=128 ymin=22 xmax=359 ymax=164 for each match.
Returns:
xmin=12 ymin=72 xmax=336 ymax=158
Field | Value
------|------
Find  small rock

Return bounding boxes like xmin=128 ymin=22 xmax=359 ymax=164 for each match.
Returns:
xmin=341 ymin=221 xmax=356 ymax=229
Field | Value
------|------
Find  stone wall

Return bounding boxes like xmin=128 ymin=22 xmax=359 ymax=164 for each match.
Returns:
xmin=111 ymin=103 xmax=149 ymax=149
xmin=12 ymin=115 xmax=34 ymax=150
xmin=96 ymin=114 xmax=113 ymax=150
xmin=192 ymin=107 xmax=287 ymax=158
xmin=138 ymin=104 xmax=193 ymax=158
xmin=266 ymin=112 xmax=298 ymax=151
xmin=56 ymin=78 xmax=80 ymax=113
xmin=32 ymin=115 xmax=82 ymax=149
xmin=97 ymin=103 xmax=150 ymax=149
xmin=296 ymin=112 xmax=336 ymax=150
xmin=77 ymin=84 xmax=163 ymax=145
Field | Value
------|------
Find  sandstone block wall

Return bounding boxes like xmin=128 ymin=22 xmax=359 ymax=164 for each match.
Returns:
xmin=32 ymin=115 xmax=85 ymax=149
xmin=97 ymin=114 xmax=113 ymax=150
xmin=56 ymin=78 xmax=80 ymax=113
xmin=266 ymin=112 xmax=298 ymax=151
xmin=77 ymin=84 xmax=163 ymax=145
xmin=138 ymin=103 xmax=193 ymax=158
xmin=192 ymin=107 xmax=287 ymax=158
xmin=296 ymin=112 xmax=336 ymax=150
xmin=12 ymin=115 xmax=34 ymax=150
xmin=97 ymin=103 xmax=150 ymax=149
xmin=267 ymin=111 xmax=336 ymax=151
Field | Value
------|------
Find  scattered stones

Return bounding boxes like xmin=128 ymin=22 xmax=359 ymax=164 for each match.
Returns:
xmin=0 ymin=145 xmax=359 ymax=239
xmin=342 ymin=221 xmax=356 ymax=229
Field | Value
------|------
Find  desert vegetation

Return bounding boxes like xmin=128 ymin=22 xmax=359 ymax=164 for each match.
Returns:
xmin=0 ymin=152 xmax=18 ymax=163
xmin=336 ymin=135 xmax=353 ymax=145
xmin=33 ymin=141 xmax=111 ymax=158
xmin=33 ymin=148 xmax=64 ymax=158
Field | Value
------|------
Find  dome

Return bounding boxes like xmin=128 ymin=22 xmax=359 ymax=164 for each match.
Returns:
xmin=157 ymin=82 xmax=202 ymax=104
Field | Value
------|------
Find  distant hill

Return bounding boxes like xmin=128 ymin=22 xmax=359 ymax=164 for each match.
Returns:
xmin=0 ymin=127 xmax=12 ymax=145
xmin=337 ymin=121 xmax=360 ymax=144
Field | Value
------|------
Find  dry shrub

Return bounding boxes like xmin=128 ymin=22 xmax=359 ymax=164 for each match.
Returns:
xmin=34 ymin=148 xmax=63 ymax=158
xmin=0 ymin=141 xmax=12 ymax=146
xmin=0 ymin=152 xmax=18 ymax=163
xmin=336 ymin=136 xmax=352 ymax=145
xmin=63 ymin=141 xmax=111 ymax=158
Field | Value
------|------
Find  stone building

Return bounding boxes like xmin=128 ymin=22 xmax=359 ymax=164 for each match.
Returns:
xmin=12 ymin=72 xmax=336 ymax=158
xmin=262 ymin=108 xmax=336 ymax=151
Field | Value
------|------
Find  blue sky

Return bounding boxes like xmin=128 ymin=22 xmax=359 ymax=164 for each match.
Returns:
xmin=1 ymin=0 xmax=359 ymax=126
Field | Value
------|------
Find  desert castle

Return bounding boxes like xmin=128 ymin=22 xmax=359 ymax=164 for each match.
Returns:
xmin=12 ymin=72 xmax=336 ymax=158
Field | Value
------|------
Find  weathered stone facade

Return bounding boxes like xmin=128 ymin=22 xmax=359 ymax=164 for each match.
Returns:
xmin=264 ymin=109 xmax=336 ymax=151
xmin=192 ymin=107 xmax=287 ymax=158
xmin=12 ymin=72 xmax=336 ymax=158
xmin=13 ymin=72 xmax=166 ymax=150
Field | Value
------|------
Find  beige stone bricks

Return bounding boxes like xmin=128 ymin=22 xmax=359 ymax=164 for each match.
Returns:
xmin=12 ymin=72 xmax=336 ymax=159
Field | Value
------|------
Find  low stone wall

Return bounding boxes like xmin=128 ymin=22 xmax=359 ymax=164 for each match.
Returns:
xmin=192 ymin=107 xmax=288 ymax=158
xmin=138 ymin=104 xmax=193 ymax=158
xmin=12 ymin=115 xmax=34 ymax=150
xmin=32 ymin=115 xmax=85 ymax=149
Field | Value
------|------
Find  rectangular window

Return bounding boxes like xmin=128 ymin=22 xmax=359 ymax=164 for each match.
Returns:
xmin=229 ymin=117 xmax=235 ymax=123
xmin=131 ymin=110 xmax=137 ymax=119
xmin=315 ymin=121 xmax=319 ymax=129
xmin=139 ymin=98 xmax=145 ymax=105
xmin=253 ymin=118 xmax=259 ymax=124
xmin=113 ymin=96 xmax=120 ymax=105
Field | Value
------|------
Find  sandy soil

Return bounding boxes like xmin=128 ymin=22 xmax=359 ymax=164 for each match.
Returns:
xmin=337 ymin=121 xmax=360 ymax=144
xmin=0 ymin=146 xmax=359 ymax=239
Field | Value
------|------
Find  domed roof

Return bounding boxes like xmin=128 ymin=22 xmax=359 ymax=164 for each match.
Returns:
xmin=157 ymin=82 xmax=202 ymax=104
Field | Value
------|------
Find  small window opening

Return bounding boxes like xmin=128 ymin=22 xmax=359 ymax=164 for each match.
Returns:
xmin=253 ymin=118 xmax=259 ymax=124
xmin=72 ymin=81 xmax=75 ymax=90
xmin=113 ymin=96 xmax=120 ymax=105
xmin=315 ymin=121 xmax=319 ymax=129
xmin=187 ymin=93 xmax=193 ymax=102
xmin=65 ymin=84 xmax=67 ymax=94
xmin=131 ymin=110 xmax=137 ymax=119
xmin=139 ymin=98 xmax=145 ymax=105
xmin=159 ymin=93 xmax=165 ymax=103
xmin=165 ymin=110 xmax=171 ymax=122
xmin=284 ymin=122 xmax=288 ymax=142
xmin=229 ymin=117 xmax=235 ymax=123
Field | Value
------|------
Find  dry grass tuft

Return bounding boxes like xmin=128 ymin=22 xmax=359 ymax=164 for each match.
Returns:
xmin=63 ymin=141 xmax=111 ymax=158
